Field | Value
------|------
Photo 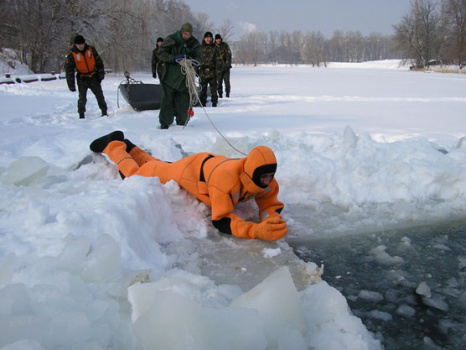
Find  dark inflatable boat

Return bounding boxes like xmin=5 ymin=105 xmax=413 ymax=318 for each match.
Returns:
xmin=118 ymin=72 xmax=162 ymax=111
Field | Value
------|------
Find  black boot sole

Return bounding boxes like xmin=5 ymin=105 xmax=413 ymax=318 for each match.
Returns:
xmin=90 ymin=131 xmax=124 ymax=153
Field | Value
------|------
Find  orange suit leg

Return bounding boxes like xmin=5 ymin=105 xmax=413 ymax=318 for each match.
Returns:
xmin=103 ymin=140 xmax=184 ymax=182
xmin=103 ymin=141 xmax=140 ymax=177
xmin=129 ymin=146 xmax=157 ymax=166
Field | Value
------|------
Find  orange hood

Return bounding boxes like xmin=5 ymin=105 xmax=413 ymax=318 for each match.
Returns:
xmin=240 ymin=146 xmax=277 ymax=192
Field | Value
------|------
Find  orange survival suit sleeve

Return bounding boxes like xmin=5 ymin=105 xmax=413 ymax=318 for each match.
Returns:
xmin=208 ymin=170 xmax=284 ymax=239
xmin=254 ymin=179 xmax=284 ymax=221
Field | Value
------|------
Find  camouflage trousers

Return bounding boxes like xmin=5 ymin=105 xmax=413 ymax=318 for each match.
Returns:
xmin=216 ymin=69 xmax=231 ymax=97
xmin=199 ymin=77 xmax=218 ymax=106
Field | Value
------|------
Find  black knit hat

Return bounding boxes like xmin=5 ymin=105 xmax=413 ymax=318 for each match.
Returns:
xmin=215 ymin=34 xmax=222 ymax=40
xmin=157 ymin=37 xmax=164 ymax=43
xmin=204 ymin=32 xmax=213 ymax=39
xmin=74 ymin=35 xmax=85 ymax=44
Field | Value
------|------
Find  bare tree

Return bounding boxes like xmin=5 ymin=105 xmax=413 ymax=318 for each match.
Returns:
xmin=234 ymin=30 xmax=267 ymax=65
xmin=216 ymin=18 xmax=235 ymax=43
xmin=267 ymin=31 xmax=280 ymax=63
xmin=278 ymin=31 xmax=295 ymax=64
xmin=193 ymin=12 xmax=214 ymax=39
xmin=393 ymin=0 xmax=446 ymax=67
xmin=327 ymin=30 xmax=346 ymax=62
xmin=302 ymin=31 xmax=327 ymax=66
xmin=443 ymin=0 xmax=466 ymax=67
xmin=2 ymin=0 xmax=71 ymax=72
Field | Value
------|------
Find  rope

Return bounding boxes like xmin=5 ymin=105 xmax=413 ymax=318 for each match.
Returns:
xmin=177 ymin=57 xmax=201 ymax=110
xmin=176 ymin=57 xmax=247 ymax=157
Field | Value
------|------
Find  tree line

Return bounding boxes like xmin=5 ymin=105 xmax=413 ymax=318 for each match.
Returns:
xmin=232 ymin=0 xmax=465 ymax=68
xmin=0 ymin=0 xmax=212 ymax=73
xmin=0 ymin=0 xmax=464 ymax=73
xmin=394 ymin=0 xmax=466 ymax=68
xmin=232 ymin=30 xmax=397 ymax=67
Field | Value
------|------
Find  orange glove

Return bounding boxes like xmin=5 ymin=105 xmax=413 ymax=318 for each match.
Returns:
xmin=254 ymin=214 xmax=288 ymax=241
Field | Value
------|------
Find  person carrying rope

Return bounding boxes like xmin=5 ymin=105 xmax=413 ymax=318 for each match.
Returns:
xmin=89 ymin=131 xmax=288 ymax=241
xmin=156 ymin=23 xmax=202 ymax=129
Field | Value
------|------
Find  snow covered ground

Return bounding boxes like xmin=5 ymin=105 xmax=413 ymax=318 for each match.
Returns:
xmin=0 ymin=60 xmax=465 ymax=350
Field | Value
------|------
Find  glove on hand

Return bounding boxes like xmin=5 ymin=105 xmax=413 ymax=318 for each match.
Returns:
xmin=174 ymin=54 xmax=187 ymax=62
xmin=152 ymin=73 xmax=157 ymax=79
xmin=69 ymin=86 xmax=76 ymax=92
xmin=254 ymin=214 xmax=288 ymax=241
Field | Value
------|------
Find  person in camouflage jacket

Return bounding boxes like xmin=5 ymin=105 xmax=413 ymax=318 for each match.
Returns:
xmin=215 ymin=34 xmax=232 ymax=98
xmin=151 ymin=37 xmax=164 ymax=79
xmin=198 ymin=32 xmax=218 ymax=107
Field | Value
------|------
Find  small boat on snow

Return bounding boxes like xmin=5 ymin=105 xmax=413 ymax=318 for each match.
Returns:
xmin=118 ymin=72 xmax=162 ymax=111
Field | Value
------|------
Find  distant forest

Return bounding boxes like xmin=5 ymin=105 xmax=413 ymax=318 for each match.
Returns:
xmin=0 ymin=0 xmax=464 ymax=73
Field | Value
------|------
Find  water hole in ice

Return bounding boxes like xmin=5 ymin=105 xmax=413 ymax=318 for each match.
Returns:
xmin=291 ymin=219 xmax=466 ymax=350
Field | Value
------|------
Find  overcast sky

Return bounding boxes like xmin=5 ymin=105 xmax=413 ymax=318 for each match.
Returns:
xmin=185 ymin=0 xmax=411 ymax=39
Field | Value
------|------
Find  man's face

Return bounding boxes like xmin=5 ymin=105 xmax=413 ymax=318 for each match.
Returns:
xmin=260 ymin=172 xmax=275 ymax=186
xmin=215 ymin=38 xmax=221 ymax=45
xmin=157 ymin=41 xmax=163 ymax=47
xmin=76 ymin=43 xmax=85 ymax=51
xmin=204 ymin=36 xmax=212 ymax=44
xmin=181 ymin=31 xmax=192 ymax=41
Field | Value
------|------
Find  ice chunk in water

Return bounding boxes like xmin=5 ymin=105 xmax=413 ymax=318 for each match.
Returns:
xmin=358 ymin=290 xmax=384 ymax=302
xmin=422 ymin=296 xmax=449 ymax=311
xmin=415 ymin=282 xmax=431 ymax=298
xmin=396 ymin=303 xmax=416 ymax=317
xmin=370 ymin=245 xmax=405 ymax=265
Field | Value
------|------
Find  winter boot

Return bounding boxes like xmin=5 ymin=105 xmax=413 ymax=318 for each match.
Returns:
xmin=126 ymin=141 xmax=157 ymax=166
xmin=124 ymin=139 xmax=136 ymax=153
xmin=90 ymin=131 xmax=124 ymax=153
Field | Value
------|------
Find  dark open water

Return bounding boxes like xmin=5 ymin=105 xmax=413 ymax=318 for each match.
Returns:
xmin=291 ymin=220 xmax=466 ymax=350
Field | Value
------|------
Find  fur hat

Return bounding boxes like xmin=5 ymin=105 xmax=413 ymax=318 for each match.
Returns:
xmin=215 ymin=34 xmax=222 ymax=40
xmin=157 ymin=37 xmax=164 ymax=43
xmin=180 ymin=23 xmax=193 ymax=34
xmin=74 ymin=35 xmax=85 ymax=44
xmin=204 ymin=31 xmax=213 ymax=39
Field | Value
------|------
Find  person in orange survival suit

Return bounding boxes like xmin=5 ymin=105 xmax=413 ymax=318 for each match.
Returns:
xmin=89 ymin=131 xmax=288 ymax=241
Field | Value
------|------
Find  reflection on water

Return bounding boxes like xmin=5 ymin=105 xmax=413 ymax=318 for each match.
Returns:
xmin=291 ymin=220 xmax=466 ymax=350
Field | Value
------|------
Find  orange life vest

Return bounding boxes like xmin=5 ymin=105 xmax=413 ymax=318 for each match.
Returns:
xmin=72 ymin=48 xmax=96 ymax=77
